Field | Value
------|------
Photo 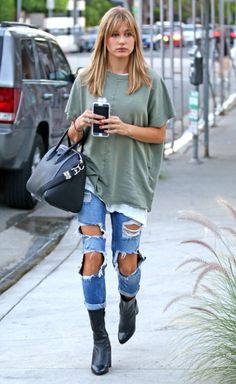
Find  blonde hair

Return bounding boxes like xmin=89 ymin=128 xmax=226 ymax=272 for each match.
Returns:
xmin=81 ymin=7 xmax=152 ymax=96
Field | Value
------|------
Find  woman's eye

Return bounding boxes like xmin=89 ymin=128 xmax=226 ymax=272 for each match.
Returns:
xmin=125 ymin=32 xmax=132 ymax=37
xmin=111 ymin=33 xmax=119 ymax=37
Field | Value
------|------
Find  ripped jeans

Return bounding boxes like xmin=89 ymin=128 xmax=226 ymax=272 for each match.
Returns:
xmin=78 ymin=190 xmax=145 ymax=311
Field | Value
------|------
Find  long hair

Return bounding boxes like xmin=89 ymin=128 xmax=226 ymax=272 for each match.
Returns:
xmin=81 ymin=7 xmax=152 ymax=96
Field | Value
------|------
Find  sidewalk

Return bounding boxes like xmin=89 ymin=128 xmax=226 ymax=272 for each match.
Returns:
xmin=0 ymin=107 xmax=236 ymax=384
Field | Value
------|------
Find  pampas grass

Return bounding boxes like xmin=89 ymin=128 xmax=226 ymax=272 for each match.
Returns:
xmin=165 ymin=198 xmax=236 ymax=384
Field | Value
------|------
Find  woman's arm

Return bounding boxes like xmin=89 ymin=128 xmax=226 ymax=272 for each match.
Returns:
xmin=100 ymin=116 xmax=167 ymax=144
xmin=125 ymin=124 xmax=166 ymax=144
xmin=67 ymin=119 xmax=84 ymax=143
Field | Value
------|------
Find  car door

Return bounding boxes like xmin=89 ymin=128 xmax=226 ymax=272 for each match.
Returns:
xmin=34 ymin=37 xmax=62 ymax=142
xmin=49 ymin=41 xmax=74 ymax=141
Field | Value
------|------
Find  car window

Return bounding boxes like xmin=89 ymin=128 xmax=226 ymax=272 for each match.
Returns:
xmin=35 ymin=38 xmax=55 ymax=80
xmin=50 ymin=42 xmax=72 ymax=80
xmin=0 ymin=36 xmax=3 ymax=70
xmin=21 ymin=39 xmax=36 ymax=79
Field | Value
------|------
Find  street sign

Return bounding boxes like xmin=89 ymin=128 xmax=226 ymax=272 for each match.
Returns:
xmin=46 ymin=0 xmax=54 ymax=10
xmin=189 ymin=90 xmax=199 ymax=135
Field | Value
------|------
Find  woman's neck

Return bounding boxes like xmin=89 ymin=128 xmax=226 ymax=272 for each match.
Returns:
xmin=107 ymin=58 xmax=129 ymax=74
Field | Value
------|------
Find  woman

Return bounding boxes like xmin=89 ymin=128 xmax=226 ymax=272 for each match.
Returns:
xmin=66 ymin=6 xmax=175 ymax=376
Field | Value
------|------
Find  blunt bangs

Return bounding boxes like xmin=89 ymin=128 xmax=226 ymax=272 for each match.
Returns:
xmin=105 ymin=16 xmax=136 ymax=40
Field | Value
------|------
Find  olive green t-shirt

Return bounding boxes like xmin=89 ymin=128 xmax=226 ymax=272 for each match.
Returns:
xmin=65 ymin=68 xmax=175 ymax=211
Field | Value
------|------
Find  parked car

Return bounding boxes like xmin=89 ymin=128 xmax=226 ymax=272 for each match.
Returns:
xmin=0 ymin=22 xmax=75 ymax=209
xmin=230 ymin=26 xmax=236 ymax=41
xmin=141 ymin=24 xmax=160 ymax=50
xmin=162 ymin=26 xmax=184 ymax=47
xmin=212 ymin=25 xmax=236 ymax=46
xmin=72 ymin=24 xmax=85 ymax=52
xmin=155 ymin=21 xmax=184 ymax=47
xmin=77 ymin=26 xmax=99 ymax=52
xmin=182 ymin=23 xmax=203 ymax=45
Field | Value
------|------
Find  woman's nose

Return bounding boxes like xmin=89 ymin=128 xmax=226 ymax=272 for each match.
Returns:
xmin=118 ymin=34 xmax=125 ymax=43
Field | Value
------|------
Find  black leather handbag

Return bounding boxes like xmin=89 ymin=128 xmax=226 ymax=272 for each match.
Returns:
xmin=26 ymin=129 xmax=86 ymax=213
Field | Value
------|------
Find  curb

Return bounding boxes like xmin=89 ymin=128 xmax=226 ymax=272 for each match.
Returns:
xmin=0 ymin=218 xmax=71 ymax=295
xmin=164 ymin=92 xmax=236 ymax=157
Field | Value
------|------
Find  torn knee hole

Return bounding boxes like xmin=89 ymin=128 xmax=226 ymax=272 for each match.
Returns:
xmin=80 ymin=251 xmax=104 ymax=276
xmin=79 ymin=224 xmax=103 ymax=236
xmin=118 ymin=253 xmax=138 ymax=276
xmin=123 ymin=222 xmax=141 ymax=237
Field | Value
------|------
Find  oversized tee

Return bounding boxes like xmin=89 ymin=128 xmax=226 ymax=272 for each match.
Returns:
xmin=65 ymin=68 xmax=175 ymax=211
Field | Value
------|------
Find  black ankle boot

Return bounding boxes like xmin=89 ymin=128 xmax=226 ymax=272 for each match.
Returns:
xmin=88 ymin=309 xmax=111 ymax=375
xmin=118 ymin=296 xmax=139 ymax=344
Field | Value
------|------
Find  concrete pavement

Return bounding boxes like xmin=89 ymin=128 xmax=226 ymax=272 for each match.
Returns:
xmin=0 ymin=106 xmax=236 ymax=383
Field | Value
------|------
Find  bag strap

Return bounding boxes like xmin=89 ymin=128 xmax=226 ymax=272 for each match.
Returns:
xmin=67 ymin=126 xmax=90 ymax=154
xmin=47 ymin=127 xmax=87 ymax=162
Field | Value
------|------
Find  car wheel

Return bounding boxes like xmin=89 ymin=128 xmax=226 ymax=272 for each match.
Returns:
xmin=5 ymin=134 xmax=45 ymax=210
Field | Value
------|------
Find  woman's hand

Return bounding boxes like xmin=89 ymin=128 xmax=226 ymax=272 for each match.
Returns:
xmin=100 ymin=116 xmax=167 ymax=144
xmin=68 ymin=109 xmax=105 ymax=142
xmin=100 ymin=116 xmax=129 ymax=136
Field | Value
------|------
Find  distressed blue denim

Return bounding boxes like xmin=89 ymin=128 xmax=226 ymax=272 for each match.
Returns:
xmin=78 ymin=190 xmax=145 ymax=310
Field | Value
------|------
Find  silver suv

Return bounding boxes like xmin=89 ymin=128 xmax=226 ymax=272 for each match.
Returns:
xmin=0 ymin=22 xmax=75 ymax=209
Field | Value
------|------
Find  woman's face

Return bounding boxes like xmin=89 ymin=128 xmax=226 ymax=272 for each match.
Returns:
xmin=106 ymin=22 xmax=135 ymax=60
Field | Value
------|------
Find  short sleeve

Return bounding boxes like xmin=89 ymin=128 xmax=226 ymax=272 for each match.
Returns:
xmin=65 ymin=75 xmax=83 ymax=121
xmin=148 ymin=71 xmax=176 ymax=127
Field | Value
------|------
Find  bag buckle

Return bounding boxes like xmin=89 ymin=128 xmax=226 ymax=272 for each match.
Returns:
xmin=63 ymin=171 xmax=72 ymax=180
xmin=63 ymin=161 xmax=84 ymax=180
xmin=71 ymin=162 xmax=84 ymax=175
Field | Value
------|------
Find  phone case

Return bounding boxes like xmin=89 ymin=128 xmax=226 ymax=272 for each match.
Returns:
xmin=92 ymin=102 xmax=110 ymax=137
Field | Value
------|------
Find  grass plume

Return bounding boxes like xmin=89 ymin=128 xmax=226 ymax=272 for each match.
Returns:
xmin=166 ymin=199 xmax=236 ymax=383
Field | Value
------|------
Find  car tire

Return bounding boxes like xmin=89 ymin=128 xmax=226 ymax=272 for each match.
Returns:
xmin=4 ymin=134 xmax=45 ymax=210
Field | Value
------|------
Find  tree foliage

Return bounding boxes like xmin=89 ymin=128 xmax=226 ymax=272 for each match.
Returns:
xmin=153 ymin=0 xmax=236 ymax=24
xmin=22 ymin=0 xmax=68 ymax=14
xmin=0 ymin=0 xmax=235 ymax=27
xmin=0 ymin=0 xmax=15 ymax=22
xmin=0 ymin=0 xmax=68 ymax=22
xmin=85 ymin=0 xmax=113 ymax=27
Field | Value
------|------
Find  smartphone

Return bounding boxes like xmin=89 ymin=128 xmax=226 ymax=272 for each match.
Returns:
xmin=92 ymin=102 xmax=110 ymax=137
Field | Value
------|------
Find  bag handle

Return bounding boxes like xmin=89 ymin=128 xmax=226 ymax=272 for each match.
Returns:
xmin=56 ymin=128 xmax=80 ymax=151
xmin=57 ymin=127 xmax=88 ymax=153
xmin=55 ymin=140 xmax=80 ymax=164
xmin=47 ymin=128 xmax=85 ymax=162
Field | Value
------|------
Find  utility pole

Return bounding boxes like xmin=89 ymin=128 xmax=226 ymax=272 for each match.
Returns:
xmin=17 ymin=0 xmax=22 ymax=21
xmin=46 ymin=0 xmax=54 ymax=18
xmin=73 ymin=0 xmax=77 ymax=26
xmin=149 ymin=0 xmax=154 ymax=68
xmin=133 ymin=0 xmax=142 ymax=32
xmin=203 ymin=0 xmax=210 ymax=158
xmin=219 ymin=0 xmax=225 ymax=106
